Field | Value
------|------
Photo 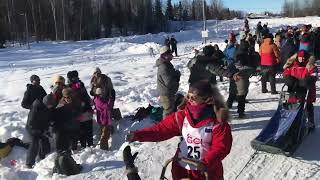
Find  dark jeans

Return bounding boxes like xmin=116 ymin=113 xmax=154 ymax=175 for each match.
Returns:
xmin=261 ymin=66 xmax=276 ymax=92
xmin=227 ymin=79 xmax=246 ymax=115
xmin=79 ymin=120 xmax=93 ymax=148
xmin=71 ymin=120 xmax=93 ymax=150
xmin=55 ymin=131 xmax=71 ymax=152
xmin=26 ymin=135 xmax=50 ymax=166
xmin=172 ymin=47 xmax=178 ymax=56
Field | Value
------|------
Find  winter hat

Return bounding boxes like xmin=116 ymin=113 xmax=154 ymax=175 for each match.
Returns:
xmin=67 ymin=70 xmax=79 ymax=80
xmin=30 ymin=75 xmax=40 ymax=82
xmin=53 ymin=75 xmax=65 ymax=84
xmin=203 ymin=45 xmax=215 ymax=57
xmin=297 ymin=50 xmax=305 ymax=58
xmin=62 ymin=88 xmax=72 ymax=97
xmin=188 ymin=81 xmax=213 ymax=98
xmin=95 ymin=88 xmax=103 ymax=95
xmin=43 ymin=94 xmax=56 ymax=107
xmin=94 ymin=67 xmax=102 ymax=74
xmin=159 ymin=46 xmax=169 ymax=55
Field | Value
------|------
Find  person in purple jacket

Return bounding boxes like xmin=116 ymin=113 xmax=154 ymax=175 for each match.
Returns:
xmin=94 ymin=88 xmax=114 ymax=150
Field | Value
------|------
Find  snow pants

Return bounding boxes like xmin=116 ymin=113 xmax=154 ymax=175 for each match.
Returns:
xmin=78 ymin=120 xmax=93 ymax=148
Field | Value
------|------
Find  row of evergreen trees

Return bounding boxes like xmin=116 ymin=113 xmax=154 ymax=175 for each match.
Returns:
xmin=0 ymin=0 xmax=242 ymax=47
xmin=282 ymin=0 xmax=320 ymax=18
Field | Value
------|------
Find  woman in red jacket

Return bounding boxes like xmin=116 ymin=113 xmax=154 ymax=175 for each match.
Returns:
xmin=283 ymin=50 xmax=318 ymax=130
xmin=127 ymin=81 xmax=232 ymax=180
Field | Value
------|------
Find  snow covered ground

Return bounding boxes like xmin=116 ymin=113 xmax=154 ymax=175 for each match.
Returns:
xmin=0 ymin=16 xmax=320 ymax=180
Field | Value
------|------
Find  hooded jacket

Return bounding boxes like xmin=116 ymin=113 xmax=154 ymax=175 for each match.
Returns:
xmin=26 ymin=99 xmax=53 ymax=136
xmin=156 ymin=56 xmax=180 ymax=96
xmin=259 ymin=38 xmax=280 ymax=66
xmin=21 ymin=84 xmax=47 ymax=109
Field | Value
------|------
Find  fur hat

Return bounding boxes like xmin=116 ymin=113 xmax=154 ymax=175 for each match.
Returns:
xmin=43 ymin=94 xmax=56 ymax=107
xmin=53 ymin=75 xmax=65 ymax=84
xmin=62 ymin=88 xmax=72 ymax=97
xmin=95 ymin=88 xmax=103 ymax=95
xmin=159 ymin=46 xmax=169 ymax=54
xmin=188 ymin=81 xmax=213 ymax=98
xmin=30 ymin=75 xmax=40 ymax=82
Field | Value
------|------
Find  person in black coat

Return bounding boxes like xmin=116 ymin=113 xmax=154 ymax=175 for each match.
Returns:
xmin=25 ymin=94 xmax=56 ymax=168
xmin=21 ymin=75 xmax=47 ymax=109
xmin=170 ymin=35 xmax=178 ymax=56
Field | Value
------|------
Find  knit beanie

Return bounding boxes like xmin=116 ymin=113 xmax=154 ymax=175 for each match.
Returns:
xmin=297 ymin=50 xmax=305 ymax=58
xmin=94 ymin=67 xmax=102 ymax=74
xmin=43 ymin=94 xmax=56 ymax=107
xmin=53 ymin=75 xmax=65 ymax=84
xmin=30 ymin=75 xmax=40 ymax=82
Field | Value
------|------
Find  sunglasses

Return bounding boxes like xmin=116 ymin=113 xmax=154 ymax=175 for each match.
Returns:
xmin=63 ymin=96 xmax=71 ymax=100
xmin=187 ymin=93 xmax=207 ymax=102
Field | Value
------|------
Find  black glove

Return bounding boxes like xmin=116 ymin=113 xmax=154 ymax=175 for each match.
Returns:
xmin=123 ymin=146 xmax=138 ymax=169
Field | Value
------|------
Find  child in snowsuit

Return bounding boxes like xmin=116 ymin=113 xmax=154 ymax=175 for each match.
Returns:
xmin=67 ymin=71 xmax=93 ymax=149
xmin=127 ymin=81 xmax=232 ymax=180
xmin=94 ymin=88 xmax=114 ymax=150
xmin=21 ymin=75 xmax=47 ymax=109
xmin=283 ymin=50 xmax=318 ymax=130
xmin=25 ymin=94 xmax=56 ymax=168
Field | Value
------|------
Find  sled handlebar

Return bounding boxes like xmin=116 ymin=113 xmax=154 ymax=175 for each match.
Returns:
xmin=160 ymin=158 xmax=209 ymax=180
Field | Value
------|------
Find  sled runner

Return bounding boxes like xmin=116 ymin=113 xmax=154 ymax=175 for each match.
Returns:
xmin=251 ymin=85 xmax=312 ymax=156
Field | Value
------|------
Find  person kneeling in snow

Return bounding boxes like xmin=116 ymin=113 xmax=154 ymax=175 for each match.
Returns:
xmin=127 ymin=81 xmax=232 ymax=180
xmin=283 ymin=50 xmax=318 ymax=130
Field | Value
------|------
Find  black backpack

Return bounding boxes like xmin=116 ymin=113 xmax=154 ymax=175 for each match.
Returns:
xmin=53 ymin=151 xmax=82 ymax=176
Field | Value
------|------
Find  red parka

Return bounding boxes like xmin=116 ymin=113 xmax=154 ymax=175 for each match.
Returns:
xmin=283 ymin=54 xmax=318 ymax=104
xmin=133 ymin=107 xmax=232 ymax=180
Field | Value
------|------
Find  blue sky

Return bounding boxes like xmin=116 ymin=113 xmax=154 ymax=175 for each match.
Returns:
xmin=172 ymin=0 xmax=286 ymax=13
xmin=223 ymin=0 xmax=285 ymax=13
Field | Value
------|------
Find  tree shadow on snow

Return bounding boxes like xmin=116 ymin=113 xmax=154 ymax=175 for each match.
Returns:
xmin=231 ymin=119 xmax=270 ymax=132
xmin=291 ymin=106 xmax=320 ymax=162
xmin=231 ymin=109 xmax=276 ymax=131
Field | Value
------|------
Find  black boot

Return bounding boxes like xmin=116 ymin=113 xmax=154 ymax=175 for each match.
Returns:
xmin=306 ymin=104 xmax=315 ymax=131
xmin=237 ymin=95 xmax=246 ymax=119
